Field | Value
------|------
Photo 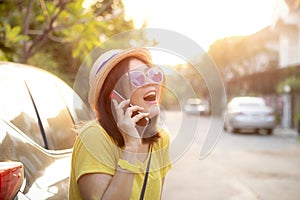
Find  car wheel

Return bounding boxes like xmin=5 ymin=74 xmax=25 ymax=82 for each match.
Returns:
xmin=266 ymin=128 xmax=273 ymax=135
xmin=232 ymin=128 xmax=239 ymax=134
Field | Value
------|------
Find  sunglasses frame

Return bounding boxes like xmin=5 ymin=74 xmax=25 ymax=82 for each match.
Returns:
xmin=128 ymin=66 xmax=164 ymax=88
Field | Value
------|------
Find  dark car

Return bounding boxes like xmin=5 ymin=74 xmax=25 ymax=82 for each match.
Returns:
xmin=0 ymin=62 xmax=92 ymax=199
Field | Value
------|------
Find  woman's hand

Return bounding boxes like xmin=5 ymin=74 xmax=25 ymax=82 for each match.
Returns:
xmin=112 ymin=99 xmax=149 ymax=147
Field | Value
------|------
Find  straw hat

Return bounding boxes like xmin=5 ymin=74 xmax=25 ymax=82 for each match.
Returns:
xmin=88 ymin=47 xmax=152 ymax=110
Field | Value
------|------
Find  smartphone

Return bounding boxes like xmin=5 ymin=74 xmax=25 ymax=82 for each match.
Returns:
xmin=110 ymin=90 xmax=149 ymax=127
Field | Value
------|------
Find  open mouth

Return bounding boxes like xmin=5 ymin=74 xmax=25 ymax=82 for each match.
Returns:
xmin=143 ymin=91 xmax=157 ymax=102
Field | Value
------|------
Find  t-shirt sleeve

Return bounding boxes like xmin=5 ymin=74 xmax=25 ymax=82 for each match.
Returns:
xmin=72 ymin=124 xmax=120 ymax=182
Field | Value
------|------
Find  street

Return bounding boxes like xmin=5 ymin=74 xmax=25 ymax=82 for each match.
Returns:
xmin=161 ymin=111 xmax=300 ymax=200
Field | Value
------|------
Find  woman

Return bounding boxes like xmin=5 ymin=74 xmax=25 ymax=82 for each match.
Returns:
xmin=69 ymin=47 xmax=172 ymax=200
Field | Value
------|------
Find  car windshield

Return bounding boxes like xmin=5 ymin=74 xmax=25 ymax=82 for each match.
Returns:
xmin=230 ymin=97 xmax=266 ymax=108
xmin=238 ymin=102 xmax=264 ymax=107
xmin=187 ymin=98 xmax=202 ymax=105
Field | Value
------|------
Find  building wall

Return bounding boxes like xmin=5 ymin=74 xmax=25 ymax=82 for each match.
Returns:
xmin=279 ymin=26 xmax=300 ymax=67
xmin=272 ymin=0 xmax=300 ymax=67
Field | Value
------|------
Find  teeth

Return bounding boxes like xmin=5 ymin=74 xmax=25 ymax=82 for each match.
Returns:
xmin=144 ymin=91 xmax=156 ymax=101
xmin=147 ymin=91 xmax=156 ymax=96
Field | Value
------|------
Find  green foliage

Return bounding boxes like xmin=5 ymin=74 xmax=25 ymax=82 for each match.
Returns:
xmin=27 ymin=51 xmax=59 ymax=74
xmin=0 ymin=0 xmax=135 ymax=85
xmin=296 ymin=110 xmax=300 ymax=121
xmin=0 ymin=22 xmax=29 ymax=61
xmin=276 ymin=77 xmax=300 ymax=94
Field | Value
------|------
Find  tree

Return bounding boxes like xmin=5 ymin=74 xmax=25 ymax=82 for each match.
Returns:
xmin=0 ymin=0 xmax=135 ymax=84
xmin=208 ymin=36 xmax=246 ymax=81
xmin=208 ymin=28 xmax=278 ymax=83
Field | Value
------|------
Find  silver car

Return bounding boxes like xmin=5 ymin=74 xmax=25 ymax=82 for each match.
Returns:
xmin=224 ymin=96 xmax=276 ymax=134
xmin=184 ymin=98 xmax=210 ymax=115
xmin=0 ymin=62 xmax=92 ymax=199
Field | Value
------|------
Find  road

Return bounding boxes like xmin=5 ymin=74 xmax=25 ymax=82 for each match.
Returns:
xmin=161 ymin=111 xmax=300 ymax=200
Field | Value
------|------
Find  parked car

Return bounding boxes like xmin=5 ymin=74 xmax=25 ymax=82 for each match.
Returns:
xmin=184 ymin=98 xmax=210 ymax=115
xmin=0 ymin=62 xmax=92 ymax=199
xmin=224 ymin=96 xmax=276 ymax=134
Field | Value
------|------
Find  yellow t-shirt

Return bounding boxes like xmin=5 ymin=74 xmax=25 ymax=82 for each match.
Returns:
xmin=69 ymin=120 xmax=172 ymax=200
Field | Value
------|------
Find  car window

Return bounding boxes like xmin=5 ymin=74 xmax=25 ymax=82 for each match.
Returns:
xmin=238 ymin=102 xmax=264 ymax=107
xmin=54 ymin=78 xmax=92 ymax=123
xmin=0 ymin=67 xmax=91 ymax=151
xmin=25 ymin=79 xmax=77 ymax=150
xmin=187 ymin=98 xmax=202 ymax=105
xmin=0 ymin=79 xmax=45 ymax=147
xmin=229 ymin=97 xmax=266 ymax=108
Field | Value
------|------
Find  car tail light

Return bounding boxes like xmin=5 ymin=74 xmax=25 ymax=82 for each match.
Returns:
xmin=0 ymin=162 xmax=24 ymax=200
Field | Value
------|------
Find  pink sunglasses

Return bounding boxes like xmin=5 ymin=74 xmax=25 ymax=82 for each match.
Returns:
xmin=128 ymin=67 xmax=164 ymax=87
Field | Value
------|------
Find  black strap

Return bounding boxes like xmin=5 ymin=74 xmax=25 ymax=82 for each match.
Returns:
xmin=139 ymin=145 xmax=153 ymax=200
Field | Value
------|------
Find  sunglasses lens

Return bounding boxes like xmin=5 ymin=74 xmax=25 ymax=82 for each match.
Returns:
xmin=149 ymin=68 xmax=163 ymax=83
xmin=129 ymin=71 xmax=145 ymax=87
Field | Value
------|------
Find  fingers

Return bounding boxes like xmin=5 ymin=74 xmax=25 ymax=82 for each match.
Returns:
xmin=112 ymin=99 xmax=149 ymax=123
xmin=112 ymin=99 xmax=128 ymax=116
xmin=132 ymin=112 xmax=149 ymax=123
xmin=112 ymin=99 xmax=149 ymax=142
xmin=125 ymin=105 xmax=144 ymax=116
xmin=113 ymin=99 xmax=144 ymax=116
xmin=118 ymin=99 xmax=130 ymax=110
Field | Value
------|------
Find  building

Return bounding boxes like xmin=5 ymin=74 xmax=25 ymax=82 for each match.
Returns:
xmin=272 ymin=0 xmax=300 ymax=67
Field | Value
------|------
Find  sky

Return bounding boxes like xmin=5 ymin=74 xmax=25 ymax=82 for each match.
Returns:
xmin=123 ymin=0 xmax=279 ymax=51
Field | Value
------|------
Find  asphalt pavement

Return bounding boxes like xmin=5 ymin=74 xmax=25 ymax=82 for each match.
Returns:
xmin=161 ymin=114 xmax=300 ymax=200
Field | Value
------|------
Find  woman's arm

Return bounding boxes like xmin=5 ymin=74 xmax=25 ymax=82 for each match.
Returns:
xmin=77 ymin=169 xmax=135 ymax=200
xmin=77 ymin=173 xmax=113 ymax=200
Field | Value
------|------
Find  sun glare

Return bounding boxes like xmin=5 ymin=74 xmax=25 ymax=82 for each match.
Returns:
xmin=123 ymin=0 xmax=278 ymax=51
xmin=83 ymin=0 xmax=278 ymax=65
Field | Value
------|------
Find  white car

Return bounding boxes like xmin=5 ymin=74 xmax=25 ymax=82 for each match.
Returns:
xmin=184 ymin=98 xmax=210 ymax=115
xmin=224 ymin=96 xmax=276 ymax=134
xmin=0 ymin=62 xmax=92 ymax=199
